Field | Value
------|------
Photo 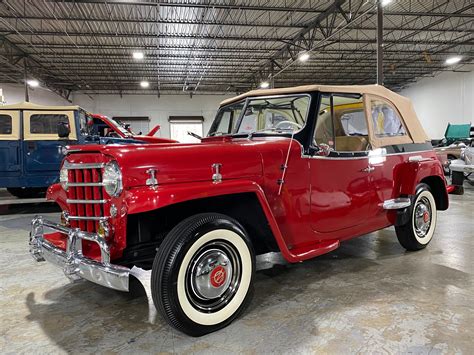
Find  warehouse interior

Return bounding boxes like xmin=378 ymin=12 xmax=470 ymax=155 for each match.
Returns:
xmin=0 ymin=0 xmax=473 ymax=353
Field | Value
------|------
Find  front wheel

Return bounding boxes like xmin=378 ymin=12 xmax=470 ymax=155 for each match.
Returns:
xmin=395 ymin=183 xmax=437 ymax=251
xmin=151 ymin=213 xmax=255 ymax=336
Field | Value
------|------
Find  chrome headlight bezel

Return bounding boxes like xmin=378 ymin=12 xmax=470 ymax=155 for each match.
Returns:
xmin=103 ymin=161 xmax=123 ymax=197
xmin=60 ymin=165 xmax=68 ymax=190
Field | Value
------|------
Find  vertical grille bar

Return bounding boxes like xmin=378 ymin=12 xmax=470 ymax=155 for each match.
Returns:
xmin=74 ymin=169 xmax=86 ymax=231
xmin=67 ymin=169 xmax=78 ymax=229
xmin=83 ymin=169 xmax=94 ymax=232
xmin=91 ymin=168 xmax=102 ymax=232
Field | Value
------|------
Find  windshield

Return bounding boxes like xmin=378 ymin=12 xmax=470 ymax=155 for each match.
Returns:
xmin=208 ymin=101 xmax=244 ymax=136
xmin=108 ymin=117 xmax=133 ymax=136
xmin=235 ymin=95 xmax=310 ymax=134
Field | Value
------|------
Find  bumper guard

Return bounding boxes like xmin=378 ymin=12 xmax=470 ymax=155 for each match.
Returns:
xmin=29 ymin=216 xmax=130 ymax=291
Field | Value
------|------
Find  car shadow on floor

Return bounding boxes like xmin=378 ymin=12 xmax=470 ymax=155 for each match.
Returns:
xmin=23 ymin=229 xmax=471 ymax=352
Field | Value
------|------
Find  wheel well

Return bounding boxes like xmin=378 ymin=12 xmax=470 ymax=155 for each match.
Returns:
xmin=119 ymin=192 xmax=279 ymax=269
xmin=420 ymin=176 xmax=448 ymax=211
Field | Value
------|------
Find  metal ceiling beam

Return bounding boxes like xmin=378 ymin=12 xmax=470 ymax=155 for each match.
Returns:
xmin=2 ymin=15 xmax=472 ymax=33
xmin=47 ymin=0 xmax=474 ymax=18
xmin=0 ymin=35 xmax=73 ymax=101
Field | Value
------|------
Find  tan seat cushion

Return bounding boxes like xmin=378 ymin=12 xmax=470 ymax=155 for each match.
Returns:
xmin=335 ymin=136 xmax=368 ymax=152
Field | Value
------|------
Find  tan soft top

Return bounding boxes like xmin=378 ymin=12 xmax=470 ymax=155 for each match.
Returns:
xmin=220 ymin=84 xmax=429 ymax=144
xmin=0 ymin=101 xmax=80 ymax=111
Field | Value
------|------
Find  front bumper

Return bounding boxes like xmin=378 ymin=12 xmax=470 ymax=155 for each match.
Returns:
xmin=29 ymin=216 xmax=130 ymax=291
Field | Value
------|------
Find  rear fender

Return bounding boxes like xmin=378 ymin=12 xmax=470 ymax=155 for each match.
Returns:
xmin=125 ymin=180 xmax=299 ymax=262
xmin=394 ymin=158 xmax=448 ymax=210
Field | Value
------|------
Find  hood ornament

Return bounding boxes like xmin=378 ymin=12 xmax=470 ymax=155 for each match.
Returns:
xmin=212 ymin=163 xmax=222 ymax=183
xmin=146 ymin=169 xmax=158 ymax=187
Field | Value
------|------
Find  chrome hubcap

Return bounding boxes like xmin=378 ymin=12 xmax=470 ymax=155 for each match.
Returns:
xmin=414 ymin=197 xmax=432 ymax=237
xmin=186 ymin=240 xmax=241 ymax=312
xmin=191 ymin=249 xmax=233 ymax=299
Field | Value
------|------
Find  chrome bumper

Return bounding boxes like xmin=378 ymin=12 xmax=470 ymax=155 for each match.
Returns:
xmin=29 ymin=216 xmax=130 ymax=292
xmin=450 ymin=162 xmax=474 ymax=173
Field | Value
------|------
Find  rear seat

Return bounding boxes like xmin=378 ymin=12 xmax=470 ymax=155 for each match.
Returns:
xmin=335 ymin=136 xmax=368 ymax=152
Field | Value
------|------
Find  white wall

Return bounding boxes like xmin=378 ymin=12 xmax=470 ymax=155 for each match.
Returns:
xmin=401 ymin=70 xmax=474 ymax=139
xmin=0 ymin=83 xmax=71 ymax=106
xmin=72 ymin=93 xmax=232 ymax=138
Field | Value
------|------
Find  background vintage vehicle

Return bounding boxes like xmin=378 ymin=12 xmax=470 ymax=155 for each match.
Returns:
xmin=433 ymin=123 xmax=472 ymax=174
xmin=449 ymin=140 xmax=474 ymax=195
xmin=29 ymin=84 xmax=448 ymax=336
xmin=90 ymin=113 xmax=177 ymax=144
xmin=0 ymin=102 xmax=172 ymax=198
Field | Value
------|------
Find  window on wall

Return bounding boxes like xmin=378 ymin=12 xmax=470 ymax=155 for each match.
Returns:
xmin=314 ymin=93 xmax=369 ymax=152
xmin=371 ymin=99 xmax=406 ymax=137
xmin=30 ymin=114 xmax=69 ymax=134
xmin=169 ymin=116 xmax=204 ymax=143
xmin=0 ymin=114 xmax=12 ymax=134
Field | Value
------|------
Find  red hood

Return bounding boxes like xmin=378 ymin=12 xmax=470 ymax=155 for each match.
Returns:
xmin=64 ymin=137 xmax=294 ymax=188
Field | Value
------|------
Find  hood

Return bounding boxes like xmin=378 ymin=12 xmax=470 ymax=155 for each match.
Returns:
xmin=66 ymin=137 xmax=293 ymax=187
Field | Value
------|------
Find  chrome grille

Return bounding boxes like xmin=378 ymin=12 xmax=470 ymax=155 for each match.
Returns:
xmin=65 ymin=162 xmax=108 ymax=233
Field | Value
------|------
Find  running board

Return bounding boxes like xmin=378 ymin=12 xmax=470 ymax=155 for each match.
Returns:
xmin=382 ymin=198 xmax=411 ymax=210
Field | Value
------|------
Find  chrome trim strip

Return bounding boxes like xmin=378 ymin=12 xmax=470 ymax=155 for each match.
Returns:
xmin=29 ymin=216 xmax=129 ymax=292
xmin=302 ymin=149 xmax=434 ymax=160
xmin=67 ymin=182 xmax=105 ymax=187
xmin=66 ymin=199 xmax=107 ymax=204
xmin=63 ymin=162 xmax=105 ymax=170
xmin=382 ymin=198 xmax=411 ymax=210
xmin=67 ymin=216 xmax=110 ymax=221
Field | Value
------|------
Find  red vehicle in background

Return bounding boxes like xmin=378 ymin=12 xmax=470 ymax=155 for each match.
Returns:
xmin=30 ymin=85 xmax=448 ymax=336
xmin=90 ymin=113 xmax=176 ymax=144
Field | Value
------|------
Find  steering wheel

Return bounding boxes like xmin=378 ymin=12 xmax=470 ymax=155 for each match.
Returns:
xmin=275 ymin=121 xmax=302 ymax=131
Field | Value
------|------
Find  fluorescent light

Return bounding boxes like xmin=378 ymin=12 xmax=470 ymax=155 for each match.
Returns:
xmin=140 ymin=81 xmax=149 ymax=88
xmin=133 ymin=51 xmax=144 ymax=60
xmin=445 ymin=56 xmax=462 ymax=65
xmin=381 ymin=0 xmax=393 ymax=6
xmin=260 ymin=81 xmax=270 ymax=89
xmin=298 ymin=52 xmax=310 ymax=62
xmin=27 ymin=79 xmax=39 ymax=87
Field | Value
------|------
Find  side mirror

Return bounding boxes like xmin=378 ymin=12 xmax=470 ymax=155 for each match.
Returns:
xmin=57 ymin=122 xmax=71 ymax=138
xmin=317 ymin=143 xmax=332 ymax=157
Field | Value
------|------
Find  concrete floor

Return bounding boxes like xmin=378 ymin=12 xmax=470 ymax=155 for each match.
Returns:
xmin=0 ymin=188 xmax=473 ymax=354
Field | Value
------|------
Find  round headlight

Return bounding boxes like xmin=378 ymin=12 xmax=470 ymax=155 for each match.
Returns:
xmin=60 ymin=165 xmax=68 ymax=190
xmin=103 ymin=161 xmax=122 ymax=197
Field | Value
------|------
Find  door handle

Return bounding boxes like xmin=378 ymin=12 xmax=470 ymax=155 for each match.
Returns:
xmin=361 ymin=166 xmax=375 ymax=173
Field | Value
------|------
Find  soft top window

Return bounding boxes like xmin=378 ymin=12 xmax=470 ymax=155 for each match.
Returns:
xmin=0 ymin=114 xmax=12 ymax=135
xmin=30 ymin=114 xmax=69 ymax=134
xmin=371 ymin=99 xmax=406 ymax=137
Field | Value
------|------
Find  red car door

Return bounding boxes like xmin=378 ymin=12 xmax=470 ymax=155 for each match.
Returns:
xmin=309 ymin=93 xmax=373 ymax=234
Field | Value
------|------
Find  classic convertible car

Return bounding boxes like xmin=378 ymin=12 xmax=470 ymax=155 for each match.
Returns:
xmin=30 ymin=85 xmax=448 ymax=336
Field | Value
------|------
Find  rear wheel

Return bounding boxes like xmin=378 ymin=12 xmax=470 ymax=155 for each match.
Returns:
xmin=151 ymin=213 xmax=255 ymax=336
xmin=7 ymin=187 xmax=47 ymax=199
xmin=395 ymin=183 xmax=437 ymax=251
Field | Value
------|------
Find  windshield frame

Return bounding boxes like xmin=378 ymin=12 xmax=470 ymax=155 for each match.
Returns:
xmin=230 ymin=93 xmax=312 ymax=137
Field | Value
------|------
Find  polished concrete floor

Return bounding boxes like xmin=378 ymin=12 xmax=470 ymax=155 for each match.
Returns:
xmin=1 ymin=187 xmax=473 ymax=354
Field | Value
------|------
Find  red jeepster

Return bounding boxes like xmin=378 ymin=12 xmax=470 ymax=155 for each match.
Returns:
xmin=30 ymin=85 xmax=448 ymax=336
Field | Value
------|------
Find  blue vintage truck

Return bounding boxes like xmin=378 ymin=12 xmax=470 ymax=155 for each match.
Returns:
xmin=0 ymin=102 xmax=163 ymax=198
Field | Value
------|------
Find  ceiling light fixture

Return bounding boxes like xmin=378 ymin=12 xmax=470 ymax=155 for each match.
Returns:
xmin=381 ymin=0 xmax=393 ymax=6
xmin=260 ymin=81 xmax=270 ymax=89
xmin=140 ymin=81 xmax=150 ymax=88
xmin=298 ymin=52 xmax=310 ymax=62
xmin=445 ymin=56 xmax=462 ymax=65
xmin=133 ymin=51 xmax=144 ymax=60
xmin=27 ymin=79 xmax=39 ymax=87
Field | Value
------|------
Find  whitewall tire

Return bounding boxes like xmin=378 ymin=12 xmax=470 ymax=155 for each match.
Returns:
xmin=151 ymin=213 xmax=255 ymax=336
xmin=395 ymin=183 xmax=437 ymax=251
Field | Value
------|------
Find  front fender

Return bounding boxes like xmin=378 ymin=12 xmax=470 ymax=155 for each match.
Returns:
xmin=124 ymin=180 xmax=301 ymax=263
xmin=47 ymin=183 xmax=67 ymax=210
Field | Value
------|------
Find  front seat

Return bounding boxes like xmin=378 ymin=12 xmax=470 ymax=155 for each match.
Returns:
xmin=335 ymin=136 xmax=368 ymax=152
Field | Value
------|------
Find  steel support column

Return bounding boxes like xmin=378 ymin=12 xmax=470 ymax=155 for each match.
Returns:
xmin=377 ymin=0 xmax=384 ymax=85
